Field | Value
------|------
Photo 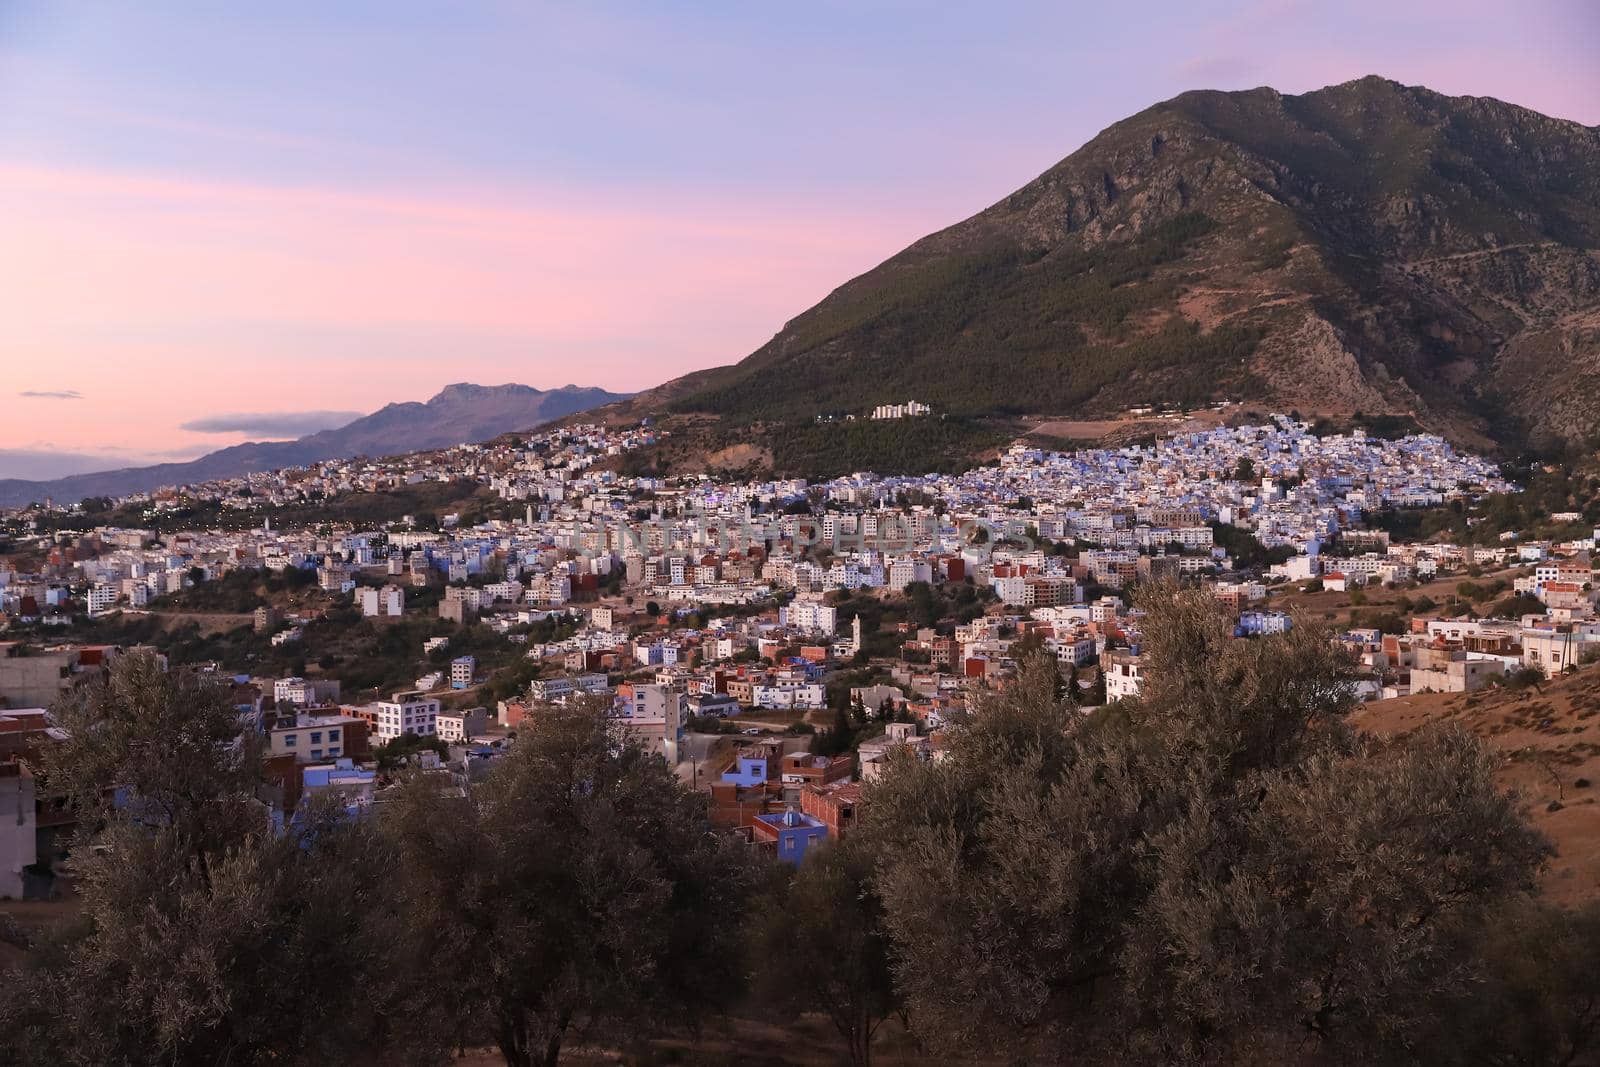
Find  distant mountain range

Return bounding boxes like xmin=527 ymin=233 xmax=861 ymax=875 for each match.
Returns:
xmin=618 ymin=76 xmax=1599 ymax=456
xmin=0 ymin=383 xmax=629 ymax=509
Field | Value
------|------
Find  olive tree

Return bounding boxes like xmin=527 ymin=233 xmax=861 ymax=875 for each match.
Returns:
xmin=864 ymin=587 xmax=1550 ymax=1064
xmin=376 ymin=698 xmax=758 ymax=1067
xmin=2 ymin=652 xmax=395 ymax=1067
xmin=750 ymin=837 xmax=898 ymax=1067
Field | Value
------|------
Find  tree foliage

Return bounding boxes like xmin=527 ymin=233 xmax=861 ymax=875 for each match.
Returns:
xmin=373 ymin=698 xmax=759 ymax=1067
xmin=9 ymin=596 xmax=1599 ymax=1066
xmin=750 ymin=837 xmax=898 ymax=1067
xmin=2 ymin=662 xmax=760 ymax=1067
xmin=860 ymin=587 xmax=1552 ymax=1063
xmin=3 ymin=653 xmax=393 ymax=1066
xmin=42 ymin=651 xmax=261 ymax=840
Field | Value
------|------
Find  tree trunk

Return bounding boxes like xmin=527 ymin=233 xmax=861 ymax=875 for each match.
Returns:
xmin=855 ymin=1027 xmax=873 ymax=1067
xmin=843 ymin=1019 xmax=871 ymax=1067
xmin=535 ymin=1011 xmax=570 ymax=1067
xmin=497 ymin=1013 xmax=531 ymax=1067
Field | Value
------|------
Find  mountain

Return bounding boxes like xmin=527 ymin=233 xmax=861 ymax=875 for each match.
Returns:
xmin=0 ymin=383 xmax=630 ymax=508
xmin=650 ymin=77 xmax=1600 ymax=453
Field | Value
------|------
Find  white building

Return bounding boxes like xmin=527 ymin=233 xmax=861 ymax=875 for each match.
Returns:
xmin=359 ymin=584 xmax=406 ymax=617
xmin=436 ymin=706 xmax=488 ymax=743
xmin=273 ymin=676 xmax=341 ymax=707
xmin=780 ymin=599 xmax=838 ymax=635
xmin=376 ymin=691 xmax=440 ymax=742
xmin=86 ymin=583 xmax=119 ymax=616
xmin=992 ymin=575 xmax=1029 ymax=605
xmin=528 ymin=674 xmax=610 ymax=703
xmin=870 ymin=400 xmax=932 ymax=420
xmin=1524 ymin=629 xmax=1590 ymax=674
xmin=1105 ymin=654 xmax=1143 ymax=702
xmin=888 ymin=558 xmax=933 ymax=590
xmin=751 ymin=683 xmax=827 ymax=710
xmin=615 ymin=684 xmax=684 ymax=763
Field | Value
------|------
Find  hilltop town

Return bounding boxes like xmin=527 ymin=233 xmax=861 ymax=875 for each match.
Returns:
xmin=6 ymin=411 xmax=1598 ymax=902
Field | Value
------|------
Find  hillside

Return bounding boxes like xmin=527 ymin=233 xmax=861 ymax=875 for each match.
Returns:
xmin=646 ymin=77 xmax=1600 ymax=456
xmin=0 ymin=383 xmax=629 ymax=508
xmin=1356 ymin=665 xmax=1600 ymax=907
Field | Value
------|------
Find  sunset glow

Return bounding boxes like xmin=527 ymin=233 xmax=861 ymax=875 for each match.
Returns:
xmin=3 ymin=0 xmax=1596 ymax=476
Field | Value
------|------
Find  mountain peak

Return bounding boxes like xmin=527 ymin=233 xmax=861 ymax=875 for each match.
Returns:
xmin=427 ymin=382 xmax=537 ymax=404
xmin=650 ymin=78 xmax=1600 ymax=454
xmin=1327 ymin=73 xmax=1410 ymax=93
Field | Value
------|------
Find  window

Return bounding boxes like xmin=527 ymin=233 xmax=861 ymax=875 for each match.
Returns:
xmin=310 ymin=731 xmax=322 ymax=744
xmin=283 ymin=734 xmax=296 ymax=747
xmin=328 ymin=728 xmax=340 ymax=741
xmin=310 ymin=750 xmax=323 ymax=760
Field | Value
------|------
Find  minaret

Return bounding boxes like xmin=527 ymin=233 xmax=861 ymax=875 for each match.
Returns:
xmin=851 ymin=613 xmax=863 ymax=654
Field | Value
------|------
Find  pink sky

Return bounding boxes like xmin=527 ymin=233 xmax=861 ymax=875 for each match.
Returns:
xmin=2 ymin=1 xmax=1596 ymax=478
xmin=1 ymin=162 xmax=944 ymax=468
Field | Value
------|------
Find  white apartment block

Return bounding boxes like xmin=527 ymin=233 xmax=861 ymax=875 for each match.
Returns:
xmin=274 ymin=676 xmax=342 ymax=707
xmin=615 ymin=684 xmax=685 ymax=764
xmin=86 ymin=584 xmax=119 ymax=615
xmin=526 ymin=573 xmax=572 ymax=606
xmin=436 ymin=706 xmax=487 ymax=743
xmin=358 ymin=584 xmax=406 ymax=617
xmin=751 ymin=683 xmax=826 ymax=710
xmin=992 ymin=575 xmax=1029 ymax=605
xmin=376 ymin=691 xmax=440 ymax=742
xmin=1523 ymin=629 xmax=1593 ymax=674
xmin=484 ymin=580 xmax=524 ymax=603
xmin=780 ymin=599 xmax=838 ymax=635
xmin=888 ymin=558 xmax=933 ymax=590
xmin=870 ymin=400 xmax=931 ymax=420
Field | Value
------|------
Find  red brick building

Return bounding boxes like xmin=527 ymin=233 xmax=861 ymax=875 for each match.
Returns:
xmin=801 ymin=781 xmax=861 ymax=838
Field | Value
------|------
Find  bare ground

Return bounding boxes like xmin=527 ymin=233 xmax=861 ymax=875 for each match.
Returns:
xmin=1355 ymin=662 xmax=1600 ymax=907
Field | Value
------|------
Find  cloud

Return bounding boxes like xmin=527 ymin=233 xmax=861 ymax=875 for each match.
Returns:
xmin=0 ymin=448 xmax=124 ymax=480
xmin=1173 ymin=54 xmax=1267 ymax=87
xmin=19 ymin=389 xmax=83 ymax=399
xmin=179 ymin=410 xmax=362 ymax=437
xmin=0 ymin=442 xmax=216 ymax=481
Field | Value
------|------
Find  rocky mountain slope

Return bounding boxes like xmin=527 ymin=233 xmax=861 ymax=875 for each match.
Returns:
xmin=655 ymin=77 xmax=1600 ymax=453
xmin=0 ymin=383 xmax=629 ymax=508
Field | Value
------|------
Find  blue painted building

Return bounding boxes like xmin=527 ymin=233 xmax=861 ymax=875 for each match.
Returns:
xmin=752 ymin=808 xmax=828 ymax=866
xmin=721 ymin=756 xmax=769 ymax=788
